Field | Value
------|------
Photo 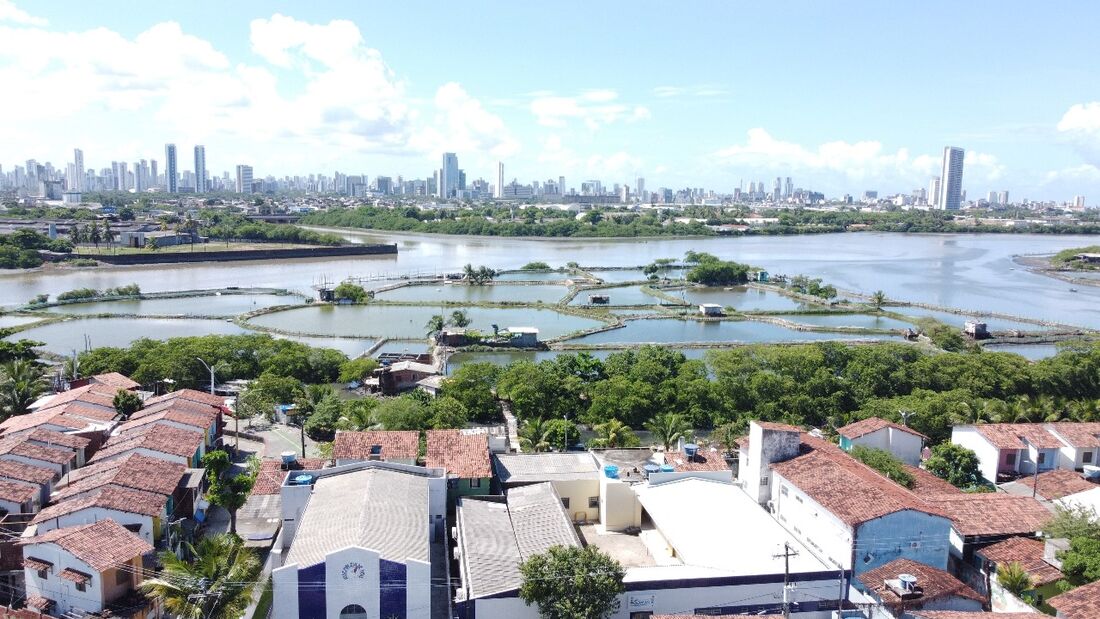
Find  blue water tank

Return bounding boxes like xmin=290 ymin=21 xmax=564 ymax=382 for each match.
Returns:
xmin=604 ymin=465 xmax=619 ymax=479
xmin=659 ymin=464 xmax=675 ymax=473
xmin=292 ymin=474 xmax=313 ymax=485
xmin=684 ymin=443 xmax=698 ymax=457
xmin=643 ymin=464 xmax=660 ymax=476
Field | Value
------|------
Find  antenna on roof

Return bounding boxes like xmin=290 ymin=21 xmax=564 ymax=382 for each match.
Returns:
xmin=899 ymin=409 xmax=912 ymax=427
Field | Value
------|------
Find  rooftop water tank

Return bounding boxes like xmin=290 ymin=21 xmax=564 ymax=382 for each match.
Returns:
xmin=684 ymin=443 xmax=698 ymax=458
xmin=292 ymin=474 xmax=313 ymax=486
xmin=604 ymin=465 xmax=619 ymax=479
xmin=281 ymin=451 xmax=297 ymax=467
xmin=659 ymin=464 xmax=675 ymax=473
xmin=643 ymin=464 xmax=660 ymax=476
xmin=898 ymin=574 xmax=918 ymax=592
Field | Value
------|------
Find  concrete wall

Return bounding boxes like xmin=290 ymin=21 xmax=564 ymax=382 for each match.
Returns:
xmin=951 ymin=427 xmax=1001 ymax=483
xmin=599 ymin=477 xmax=641 ymax=531
xmin=548 ymin=479 xmax=600 ymax=523
xmin=772 ymin=472 xmax=854 ymax=571
xmin=80 ymin=243 xmax=397 ymax=265
xmin=848 ymin=427 xmax=923 ymax=466
xmin=854 ymin=511 xmax=951 ymax=575
xmin=23 ymin=543 xmax=119 ymax=616
xmin=743 ymin=423 xmax=801 ymax=505
xmin=32 ymin=507 xmax=157 ymax=546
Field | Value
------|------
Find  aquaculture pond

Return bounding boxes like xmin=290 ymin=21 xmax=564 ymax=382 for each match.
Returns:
xmin=981 ymin=343 xmax=1062 ymax=360
xmin=893 ymin=307 xmax=1054 ymax=332
xmin=678 ymin=286 xmax=811 ymax=312
xmin=0 ymin=315 xmax=46 ymax=329
xmin=567 ymin=318 xmax=890 ymax=345
xmin=374 ymin=283 xmax=567 ymax=304
xmin=588 ymin=268 xmax=686 ymax=283
xmin=38 ymin=293 xmax=302 ymax=317
xmin=6 ymin=317 xmax=249 ymax=353
xmin=778 ymin=313 xmax=915 ymax=330
xmin=493 ymin=271 xmax=576 ymax=282
xmin=247 ymin=304 xmax=606 ymax=340
xmin=569 ymin=286 xmax=667 ymax=307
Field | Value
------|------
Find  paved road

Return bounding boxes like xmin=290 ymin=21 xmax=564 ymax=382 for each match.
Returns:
xmin=243 ymin=420 xmax=323 ymax=458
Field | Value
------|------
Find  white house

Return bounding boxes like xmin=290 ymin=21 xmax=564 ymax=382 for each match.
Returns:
xmin=19 ymin=519 xmax=153 ymax=618
xmin=272 ymin=462 xmax=447 ymax=619
xmin=837 ymin=417 xmax=927 ymax=466
xmin=29 ymin=485 xmax=168 ymax=546
xmin=493 ymin=452 xmax=602 ymax=523
xmin=0 ymin=460 xmax=56 ymax=507
xmin=88 ymin=423 xmax=207 ymax=468
xmin=1045 ymin=422 xmax=1100 ymax=472
xmin=951 ymin=423 xmax=1093 ymax=483
xmin=740 ymin=422 xmax=953 ymax=576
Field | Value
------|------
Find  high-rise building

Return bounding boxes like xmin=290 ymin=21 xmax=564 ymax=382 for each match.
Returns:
xmin=164 ymin=144 xmax=178 ymax=193
xmin=439 ymin=152 xmax=459 ymax=198
xmin=938 ymin=146 xmax=964 ymax=211
xmin=236 ymin=165 xmax=254 ymax=194
xmin=987 ymin=191 xmax=999 ymax=205
xmin=774 ymin=177 xmax=782 ymax=200
xmin=636 ymin=177 xmax=645 ymax=198
xmin=194 ymin=146 xmax=206 ymax=193
xmin=495 ymin=162 xmax=504 ymax=199
xmin=928 ymin=177 xmax=941 ymax=207
xmin=1074 ymin=195 xmax=1086 ymax=209
xmin=72 ymin=149 xmax=84 ymax=191
xmin=997 ymin=191 xmax=1009 ymax=206
xmin=559 ymin=176 xmax=566 ymax=197
xmin=784 ymin=177 xmax=793 ymax=198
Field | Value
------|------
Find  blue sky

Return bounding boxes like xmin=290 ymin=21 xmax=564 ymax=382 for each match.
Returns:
xmin=2 ymin=1 xmax=1100 ymax=201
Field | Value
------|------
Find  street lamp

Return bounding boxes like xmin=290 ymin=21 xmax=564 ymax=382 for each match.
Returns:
xmin=195 ymin=357 xmax=219 ymax=395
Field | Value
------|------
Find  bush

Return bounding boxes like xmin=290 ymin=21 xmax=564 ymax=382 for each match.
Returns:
xmin=332 ymin=282 xmax=368 ymax=303
xmin=686 ymin=259 xmax=750 ymax=286
xmin=57 ymin=288 xmax=100 ymax=301
xmin=850 ymin=445 xmax=913 ymax=487
xmin=521 ymin=261 xmax=551 ymax=270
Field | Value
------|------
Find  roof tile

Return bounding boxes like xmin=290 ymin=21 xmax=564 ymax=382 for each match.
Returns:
xmin=859 ymin=558 xmax=984 ymax=609
xmin=19 ymin=520 xmax=152 ymax=572
xmin=332 ymin=430 xmax=419 ymax=462
xmin=838 ymin=416 xmax=928 ymax=441
xmin=425 ymin=430 xmax=490 ymax=479
xmin=1016 ymin=469 xmax=1097 ymax=500
xmin=927 ymin=493 xmax=1052 ymax=536
xmin=1049 ymin=578 xmax=1100 ymax=619
xmin=977 ymin=536 xmax=1062 ymax=586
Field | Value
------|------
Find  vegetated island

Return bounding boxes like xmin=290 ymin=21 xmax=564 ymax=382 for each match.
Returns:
xmin=300 ymin=205 xmax=1100 ymax=238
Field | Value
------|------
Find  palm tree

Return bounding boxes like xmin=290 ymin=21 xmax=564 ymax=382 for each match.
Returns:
xmin=88 ymin=221 xmax=101 ymax=252
xmin=519 ymin=418 xmax=553 ymax=453
xmin=871 ymin=290 xmax=887 ymax=310
xmin=589 ymin=419 xmax=639 ymax=448
xmin=0 ymin=360 xmax=48 ymax=419
xmin=996 ymin=561 xmax=1033 ymax=596
xmin=102 ymin=221 xmax=115 ymax=253
xmin=69 ymin=223 xmax=83 ymax=248
xmin=645 ymin=412 xmax=692 ymax=451
xmin=140 ymin=534 xmax=261 ymax=619
xmin=449 ymin=310 xmax=471 ymax=328
xmin=425 ymin=314 xmax=445 ymax=335
xmin=462 ymin=263 xmax=476 ymax=283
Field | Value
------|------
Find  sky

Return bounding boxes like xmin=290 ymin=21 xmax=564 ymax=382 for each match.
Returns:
xmin=2 ymin=1 xmax=1100 ymax=201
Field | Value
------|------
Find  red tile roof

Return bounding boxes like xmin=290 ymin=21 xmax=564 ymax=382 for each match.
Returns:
xmin=756 ymin=421 xmax=802 ymax=432
xmin=1049 ymin=578 xmax=1100 ymax=619
xmin=24 ymin=596 xmax=52 ymax=612
xmin=87 ymin=373 xmax=140 ymax=391
xmin=33 ymin=485 xmax=167 ymax=522
xmin=0 ymin=410 xmax=91 ymax=435
xmin=770 ymin=434 xmax=945 ymax=526
xmin=58 ymin=568 xmax=90 ymax=584
xmin=977 ymin=536 xmax=1063 ymax=586
xmin=972 ymin=424 xmax=1063 ymax=450
xmin=859 ymin=558 xmax=984 ymax=609
xmin=0 ymin=438 xmax=74 ymax=466
xmin=145 ymin=389 xmax=227 ymax=409
xmin=0 ymin=605 xmax=48 ymax=619
xmin=0 ymin=479 xmax=38 ymax=506
xmin=31 ymin=401 xmax=116 ymax=422
xmin=654 ymin=616 xmax=781 ymax=619
xmin=425 ymin=430 xmax=491 ymax=479
xmin=668 ymin=445 xmax=731 ymax=472
xmin=911 ymin=612 xmax=1043 ymax=619
xmin=120 ymin=408 xmax=216 ymax=434
xmin=22 ymin=429 xmax=90 ymax=451
xmin=0 ymin=461 xmax=55 ymax=486
xmin=838 ymin=416 xmax=928 ymax=440
xmin=904 ymin=465 xmax=964 ymax=496
xmin=333 ymin=430 xmax=419 ymax=462
xmin=1046 ymin=422 xmax=1100 ymax=449
xmin=90 ymin=424 xmax=204 ymax=463
xmin=19 ymin=520 xmax=152 ymax=572
xmin=1016 ymin=469 xmax=1097 ymax=500
xmin=54 ymin=453 xmax=184 ymax=500
xmin=250 ymin=458 xmax=329 ymax=496
xmin=21 ymin=557 xmax=51 ymax=572
xmin=927 ymin=493 xmax=1052 ymax=537
xmin=34 ymin=384 xmax=116 ymax=408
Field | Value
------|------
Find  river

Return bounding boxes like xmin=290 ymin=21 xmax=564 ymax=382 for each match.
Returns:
xmin=1 ymin=231 xmax=1098 ymax=349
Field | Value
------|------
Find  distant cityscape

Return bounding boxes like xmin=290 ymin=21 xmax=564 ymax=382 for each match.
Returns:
xmin=0 ymin=144 xmax=1090 ymax=210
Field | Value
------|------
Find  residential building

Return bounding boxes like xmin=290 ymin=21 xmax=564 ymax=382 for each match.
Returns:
xmin=976 ymin=536 xmax=1064 ymax=611
xmin=29 ymin=485 xmax=168 ymax=547
xmin=0 ymin=460 xmax=57 ymax=507
xmin=164 ymin=144 xmax=177 ymax=193
xmin=837 ymin=417 xmax=928 ymax=466
xmin=71 ymin=150 xmax=83 ymax=192
xmin=1049 ymin=578 xmax=1100 ymax=619
xmin=49 ymin=453 xmax=189 ymax=521
xmin=19 ymin=520 xmax=153 ymax=618
xmin=425 ymin=430 xmax=491 ymax=501
xmin=495 ymin=162 xmax=503 ymax=198
xmin=929 ymin=177 xmax=941 ymax=208
xmin=493 ymin=452 xmax=601 ymax=523
xmin=236 ymin=164 xmax=254 ymax=194
xmin=925 ymin=493 xmax=1051 ymax=560
xmin=951 ymin=423 xmax=1100 ymax=483
xmin=938 ymin=147 xmax=964 ymax=211
xmin=272 ymin=462 xmax=448 ymax=619
xmin=193 ymin=145 xmax=206 ymax=193
xmin=855 ymin=558 xmax=984 ymax=618
xmin=440 ymin=152 xmax=458 ymax=198
xmin=740 ymin=422 xmax=954 ymax=575
xmin=1001 ymin=468 xmax=1095 ymax=502
xmin=331 ymin=430 xmax=419 ymax=467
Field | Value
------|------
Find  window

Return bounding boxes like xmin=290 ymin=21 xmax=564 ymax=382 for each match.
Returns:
xmin=795 ymin=495 xmax=803 ymax=504
xmin=1005 ymin=452 xmax=1017 ymax=465
xmin=760 ymin=476 xmax=769 ymax=486
xmin=116 ymin=569 xmax=129 ymax=586
xmin=339 ymin=605 xmax=368 ymax=619
xmin=36 ymin=569 xmax=47 ymax=580
xmin=75 ymin=581 xmax=86 ymax=592
xmin=630 ymin=613 xmax=653 ymax=619
xmin=469 ymin=478 xmax=481 ymax=488
xmin=780 ymin=485 xmax=789 ymax=497
xmin=561 ymin=497 xmax=570 ymax=509
xmin=1038 ymin=452 xmax=1047 ymax=465
xmin=1085 ymin=451 xmax=1094 ymax=464
xmin=588 ymin=496 xmax=599 ymax=509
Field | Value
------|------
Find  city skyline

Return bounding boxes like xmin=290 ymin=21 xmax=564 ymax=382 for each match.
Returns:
xmin=2 ymin=2 xmax=1100 ymax=200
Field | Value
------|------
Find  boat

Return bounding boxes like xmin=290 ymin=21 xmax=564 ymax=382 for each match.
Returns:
xmin=1070 ymin=288 xmax=1079 ymax=292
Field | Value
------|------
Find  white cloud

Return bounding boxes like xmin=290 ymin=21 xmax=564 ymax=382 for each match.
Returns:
xmin=713 ymin=129 xmax=1004 ymax=186
xmin=1041 ymin=164 xmax=1100 ymax=185
xmin=537 ymin=134 xmax=641 ymax=180
xmin=1058 ymin=102 xmax=1100 ymax=167
xmin=0 ymin=12 xmax=514 ymax=169
xmin=0 ymin=0 xmax=45 ymax=26
xmin=530 ymin=90 xmax=650 ymax=130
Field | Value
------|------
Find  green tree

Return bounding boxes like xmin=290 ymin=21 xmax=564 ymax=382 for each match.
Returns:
xmin=997 ymin=561 xmax=1033 ymax=595
xmin=519 ymin=546 xmax=625 ymax=619
xmin=871 ymin=290 xmax=887 ymax=310
xmin=201 ymin=450 xmax=256 ymax=534
xmin=338 ymin=357 xmax=379 ymax=384
xmin=112 ymin=388 xmax=143 ymax=419
xmin=426 ymin=314 xmax=445 ymax=335
xmin=332 ymin=282 xmax=368 ymax=303
xmin=645 ymin=412 xmax=692 ymax=451
xmin=1046 ymin=504 xmax=1100 ymax=542
xmin=449 ymin=309 xmax=472 ymax=328
xmin=441 ymin=362 xmax=500 ymax=423
xmin=302 ymin=393 xmax=345 ymax=440
xmin=850 ymin=446 xmax=914 ymax=488
xmin=589 ymin=419 xmax=640 ymax=448
xmin=0 ymin=360 xmax=47 ymax=419
xmin=140 ymin=534 xmax=261 ymax=619
xmin=925 ymin=443 xmax=983 ymax=488
xmin=1060 ymin=537 xmax=1100 ymax=586
xmin=519 ymin=418 xmax=553 ymax=453
xmin=375 ymin=395 xmax=431 ymax=431
xmin=521 ymin=261 xmax=551 ymax=270
xmin=428 ymin=396 xmax=469 ymax=429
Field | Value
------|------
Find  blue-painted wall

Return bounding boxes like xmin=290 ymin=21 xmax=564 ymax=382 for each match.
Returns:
xmin=379 ymin=558 xmax=407 ymax=617
xmin=298 ymin=562 xmax=327 ymax=619
xmin=853 ymin=510 xmax=952 ymax=576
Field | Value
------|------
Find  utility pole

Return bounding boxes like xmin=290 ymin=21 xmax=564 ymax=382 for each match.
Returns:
xmin=774 ymin=542 xmax=799 ymax=619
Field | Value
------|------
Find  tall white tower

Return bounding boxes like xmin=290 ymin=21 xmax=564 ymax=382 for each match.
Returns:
xmin=495 ymin=162 xmax=504 ymax=199
xmin=164 ymin=144 xmax=178 ymax=193
xmin=72 ymin=149 xmax=84 ymax=191
xmin=938 ymin=147 xmax=964 ymax=211
xmin=194 ymin=145 xmax=207 ymax=193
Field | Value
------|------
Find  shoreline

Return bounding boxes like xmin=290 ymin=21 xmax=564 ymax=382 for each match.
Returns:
xmin=1012 ymin=253 xmax=1100 ymax=288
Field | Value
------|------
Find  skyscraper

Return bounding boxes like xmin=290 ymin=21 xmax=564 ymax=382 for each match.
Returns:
xmin=774 ymin=177 xmax=782 ymax=200
xmin=559 ymin=176 xmax=566 ymax=197
xmin=236 ymin=165 xmax=254 ymax=194
xmin=194 ymin=145 xmax=206 ymax=193
xmin=997 ymin=191 xmax=1009 ymax=206
xmin=938 ymin=147 xmax=964 ymax=211
xmin=72 ymin=149 xmax=84 ymax=191
xmin=495 ymin=162 xmax=504 ymax=199
xmin=164 ymin=144 xmax=178 ymax=193
xmin=784 ymin=177 xmax=793 ymax=198
xmin=440 ymin=152 xmax=459 ymax=198
xmin=636 ymin=177 xmax=645 ymax=199
xmin=928 ymin=177 xmax=941 ymax=207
